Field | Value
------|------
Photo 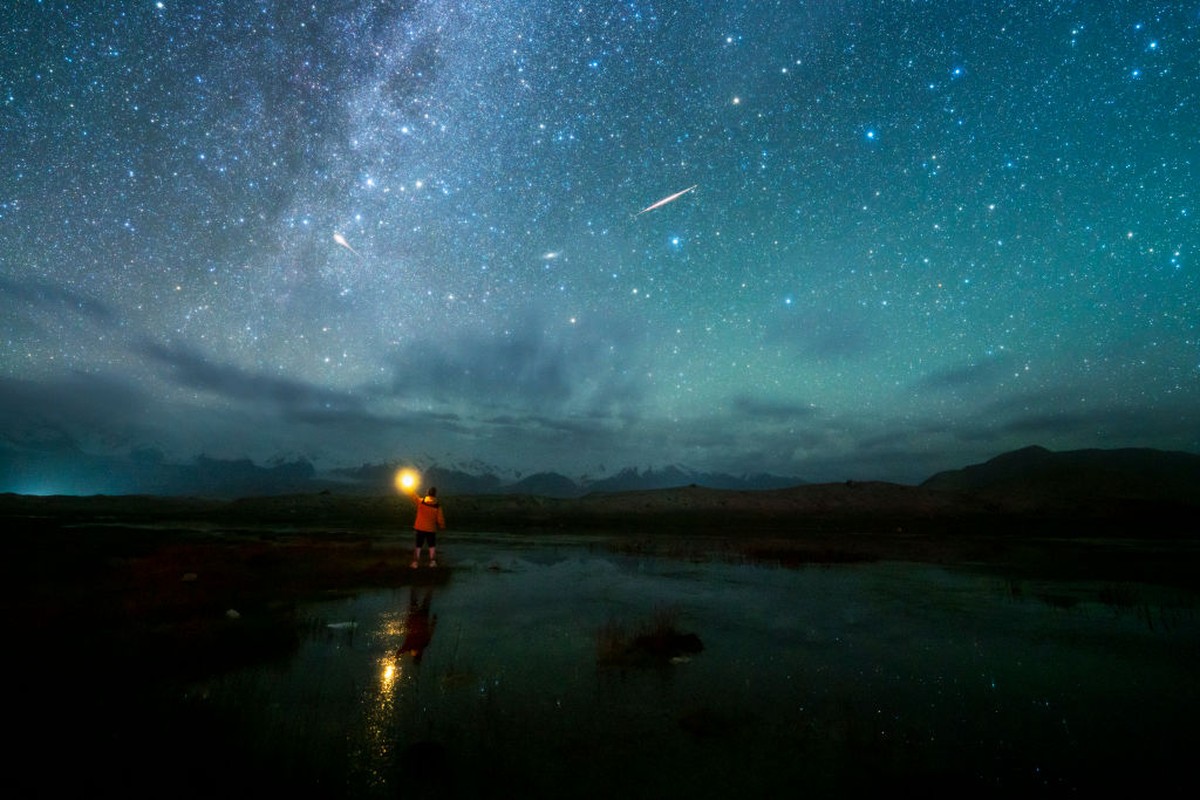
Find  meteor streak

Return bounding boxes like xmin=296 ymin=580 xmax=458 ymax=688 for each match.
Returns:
xmin=333 ymin=232 xmax=362 ymax=257
xmin=634 ymin=184 xmax=698 ymax=217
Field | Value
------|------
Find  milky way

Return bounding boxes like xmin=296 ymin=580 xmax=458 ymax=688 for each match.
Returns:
xmin=1 ymin=1 xmax=1197 ymax=492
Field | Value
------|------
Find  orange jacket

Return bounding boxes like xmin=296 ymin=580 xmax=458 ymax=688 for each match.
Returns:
xmin=411 ymin=494 xmax=446 ymax=533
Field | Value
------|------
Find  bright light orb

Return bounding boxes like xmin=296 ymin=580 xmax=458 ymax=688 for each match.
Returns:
xmin=395 ymin=469 xmax=419 ymax=493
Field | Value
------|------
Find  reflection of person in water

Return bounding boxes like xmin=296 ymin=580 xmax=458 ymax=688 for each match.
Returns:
xmin=398 ymin=588 xmax=437 ymax=664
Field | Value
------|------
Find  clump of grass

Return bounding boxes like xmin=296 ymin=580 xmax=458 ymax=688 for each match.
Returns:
xmin=1098 ymin=583 xmax=1136 ymax=609
xmin=604 ymin=538 xmax=713 ymax=561
xmin=596 ymin=605 xmax=703 ymax=666
xmin=737 ymin=541 xmax=876 ymax=567
xmin=595 ymin=620 xmax=629 ymax=664
xmin=1035 ymin=592 xmax=1080 ymax=610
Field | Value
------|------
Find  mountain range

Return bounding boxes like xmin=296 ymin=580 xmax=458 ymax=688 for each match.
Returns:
xmin=3 ymin=439 xmax=1198 ymax=507
xmin=920 ymin=445 xmax=1200 ymax=510
xmin=3 ymin=445 xmax=1196 ymax=541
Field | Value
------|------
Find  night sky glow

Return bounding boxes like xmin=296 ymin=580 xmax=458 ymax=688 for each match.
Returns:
xmin=2 ymin=1 xmax=1197 ymax=492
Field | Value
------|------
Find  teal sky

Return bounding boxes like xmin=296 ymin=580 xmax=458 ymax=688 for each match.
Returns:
xmin=2 ymin=1 xmax=1197 ymax=492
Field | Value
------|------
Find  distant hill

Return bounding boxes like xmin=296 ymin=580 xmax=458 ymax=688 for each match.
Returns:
xmin=506 ymin=471 xmax=581 ymax=497
xmin=329 ymin=462 xmax=805 ymax=498
xmin=578 ymin=466 xmax=804 ymax=496
xmin=921 ymin=445 xmax=1200 ymax=511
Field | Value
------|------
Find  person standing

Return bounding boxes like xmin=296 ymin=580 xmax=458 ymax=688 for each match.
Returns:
xmin=408 ymin=486 xmax=446 ymax=567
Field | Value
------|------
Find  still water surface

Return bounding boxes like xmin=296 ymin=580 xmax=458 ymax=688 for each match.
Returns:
xmin=190 ymin=534 xmax=1200 ymax=797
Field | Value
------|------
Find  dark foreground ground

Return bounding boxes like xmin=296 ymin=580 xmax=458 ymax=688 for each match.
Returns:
xmin=3 ymin=490 xmax=1197 ymax=797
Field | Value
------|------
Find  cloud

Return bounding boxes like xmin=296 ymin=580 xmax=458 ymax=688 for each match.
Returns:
xmin=731 ymin=395 xmax=818 ymax=421
xmin=763 ymin=302 xmax=877 ymax=360
xmin=915 ymin=354 xmax=1016 ymax=392
xmin=0 ymin=372 xmax=148 ymax=442
xmin=995 ymin=400 xmax=1200 ymax=446
xmin=137 ymin=339 xmax=366 ymax=417
xmin=380 ymin=313 xmax=648 ymax=415
xmin=0 ymin=276 xmax=117 ymax=324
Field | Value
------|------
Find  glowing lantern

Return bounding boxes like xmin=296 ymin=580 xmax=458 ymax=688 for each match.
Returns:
xmin=395 ymin=468 xmax=419 ymax=494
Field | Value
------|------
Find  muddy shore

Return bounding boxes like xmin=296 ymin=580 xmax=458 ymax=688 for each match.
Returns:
xmin=5 ymin=487 xmax=1198 ymax=625
xmin=4 ymin=490 xmax=1196 ymax=796
xmin=6 ymin=488 xmax=1196 ymax=682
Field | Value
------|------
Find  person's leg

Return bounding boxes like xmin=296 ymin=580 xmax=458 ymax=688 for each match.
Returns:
xmin=412 ymin=531 xmax=422 ymax=567
xmin=428 ymin=546 xmax=437 ymax=567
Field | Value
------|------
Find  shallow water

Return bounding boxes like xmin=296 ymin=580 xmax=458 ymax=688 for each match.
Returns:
xmin=188 ymin=534 xmax=1200 ymax=797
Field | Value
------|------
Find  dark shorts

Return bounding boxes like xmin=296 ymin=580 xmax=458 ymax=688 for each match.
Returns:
xmin=414 ymin=529 xmax=437 ymax=548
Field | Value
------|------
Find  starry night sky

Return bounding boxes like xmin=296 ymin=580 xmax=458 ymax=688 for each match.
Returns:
xmin=2 ymin=1 xmax=1197 ymax=493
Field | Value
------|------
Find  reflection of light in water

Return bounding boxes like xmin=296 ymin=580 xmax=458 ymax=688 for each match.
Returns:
xmin=381 ymin=616 xmax=405 ymax=639
xmin=352 ymin=610 xmax=408 ymax=791
xmin=378 ymin=649 xmax=405 ymax=698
